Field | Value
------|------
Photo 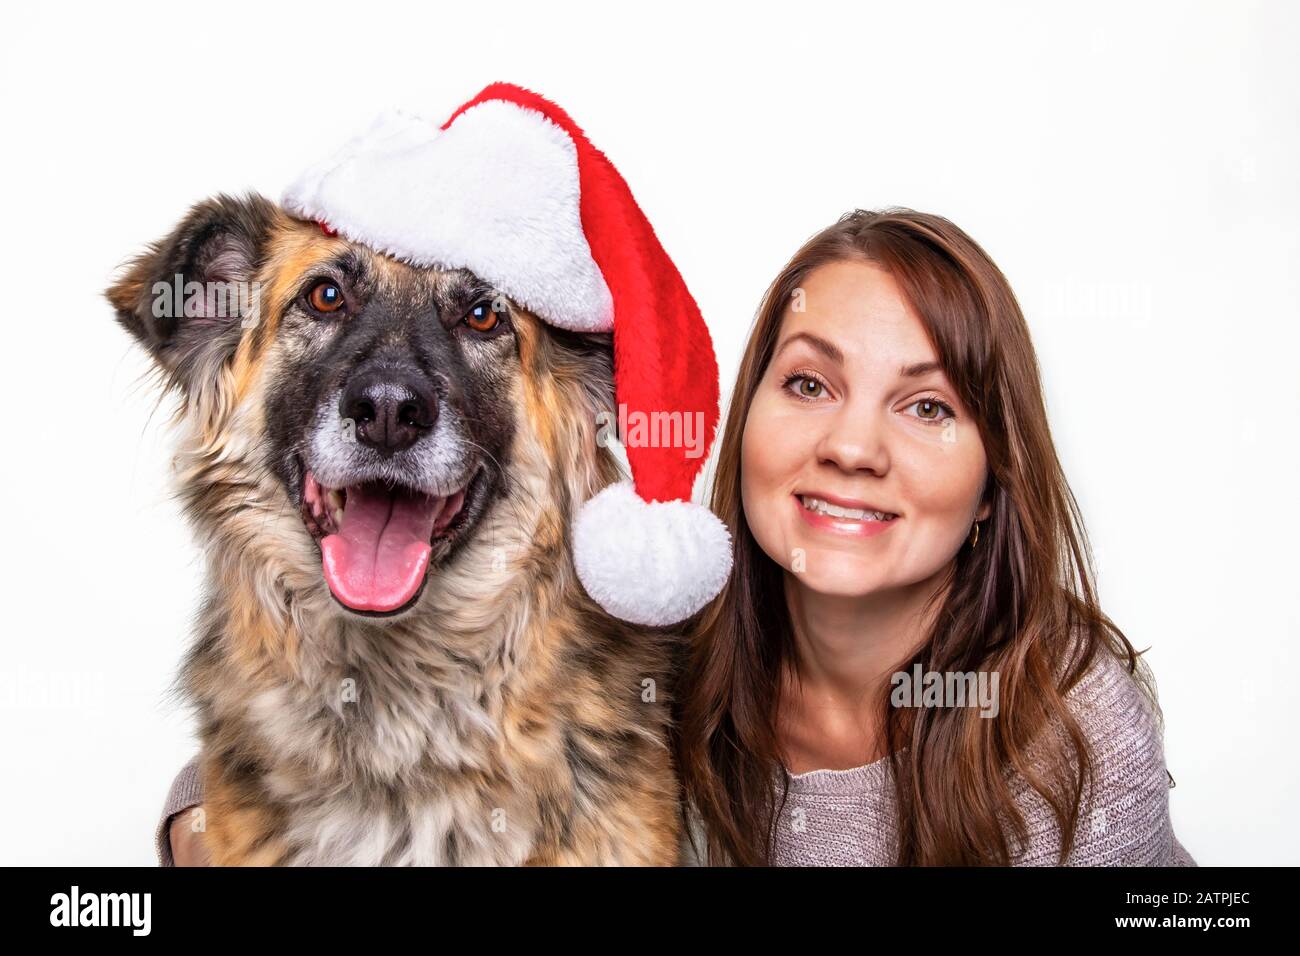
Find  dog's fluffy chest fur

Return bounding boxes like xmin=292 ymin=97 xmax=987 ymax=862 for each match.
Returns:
xmin=188 ymin=520 xmax=681 ymax=866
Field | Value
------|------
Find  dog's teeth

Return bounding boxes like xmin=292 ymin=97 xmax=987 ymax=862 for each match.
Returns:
xmin=327 ymin=489 xmax=344 ymax=511
xmin=332 ymin=508 xmax=344 ymax=529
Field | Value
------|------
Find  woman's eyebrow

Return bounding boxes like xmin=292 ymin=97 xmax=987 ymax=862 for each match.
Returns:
xmin=774 ymin=332 xmax=843 ymax=364
xmin=774 ymin=334 xmax=942 ymax=380
xmin=900 ymin=360 xmax=943 ymax=377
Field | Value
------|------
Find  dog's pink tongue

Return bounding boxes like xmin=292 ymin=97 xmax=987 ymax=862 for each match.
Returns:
xmin=321 ymin=485 xmax=444 ymax=612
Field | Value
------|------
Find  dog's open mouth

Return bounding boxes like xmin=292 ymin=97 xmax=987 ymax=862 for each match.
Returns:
xmin=300 ymin=467 xmax=486 ymax=616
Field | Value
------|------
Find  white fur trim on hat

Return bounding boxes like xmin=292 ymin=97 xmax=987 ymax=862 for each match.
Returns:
xmin=573 ymin=482 xmax=733 ymax=627
xmin=281 ymin=102 xmax=614 ymax=332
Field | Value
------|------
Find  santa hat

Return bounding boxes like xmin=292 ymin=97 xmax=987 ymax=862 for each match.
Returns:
xmin=280 ymin=83 xmax=732 ymax=627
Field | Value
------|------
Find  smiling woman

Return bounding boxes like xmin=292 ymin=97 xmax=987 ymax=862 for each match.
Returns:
xmin=742 ymin=258 xmax=992 ymax=600
xmin=674 ymin=208 xmax=1195 ymax=866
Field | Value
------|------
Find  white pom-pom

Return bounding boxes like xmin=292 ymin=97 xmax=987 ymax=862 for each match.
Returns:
xmin=572 ymin=482 xmax=733 ymax=627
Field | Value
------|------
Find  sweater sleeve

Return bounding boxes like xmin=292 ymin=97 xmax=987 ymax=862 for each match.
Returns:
xmin=155 ymin=755 xmax=204 ymax=867
xmin=1009 ymin=650 xmax=1196 ymax=866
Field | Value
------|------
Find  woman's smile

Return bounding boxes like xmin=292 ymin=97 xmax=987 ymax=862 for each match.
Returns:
xmin=794 ymin=492 xmax=901 ymax=537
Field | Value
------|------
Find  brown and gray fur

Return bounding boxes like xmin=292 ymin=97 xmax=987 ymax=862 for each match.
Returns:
xmin=107 ymin=193 xmax=682 ymax=865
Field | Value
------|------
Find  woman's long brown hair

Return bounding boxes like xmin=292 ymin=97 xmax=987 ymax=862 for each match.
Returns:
xmin=673 ymin=208 xmax=1158 ymax=866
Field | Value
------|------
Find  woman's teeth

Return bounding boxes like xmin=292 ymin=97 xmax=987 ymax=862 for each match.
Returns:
xmin=800 ymin=495 xmax=896 ymax=521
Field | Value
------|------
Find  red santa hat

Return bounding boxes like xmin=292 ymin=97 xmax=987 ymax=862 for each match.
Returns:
xmin=281 ymin=83 xmax=732 ymax=627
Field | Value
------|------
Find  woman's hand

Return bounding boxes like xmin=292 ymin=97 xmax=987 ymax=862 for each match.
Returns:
xmin=168 ymin=807 xmax=212 ymax=866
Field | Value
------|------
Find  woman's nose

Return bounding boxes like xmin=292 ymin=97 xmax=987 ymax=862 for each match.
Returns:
xmin=814 ymin=405 xmax=889 ymax=474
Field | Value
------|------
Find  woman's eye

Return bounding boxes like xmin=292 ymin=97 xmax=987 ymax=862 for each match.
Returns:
xmin=306 ymin=280 xmax=345 ymax=314
xmin=465 ymin=299 xmax=500 ymax=333
xmin=907 ymin=398 xmax=956 ymax=423
xmin=784 ymin=373 xmax=828 ymax=400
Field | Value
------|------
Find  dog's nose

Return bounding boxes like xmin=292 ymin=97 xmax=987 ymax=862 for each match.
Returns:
xmin=339 ymin=368 xmax=438 ymax=454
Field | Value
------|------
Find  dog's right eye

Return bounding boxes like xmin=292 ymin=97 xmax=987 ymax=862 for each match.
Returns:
xmin=464 ymin=299 xmax=502 ymax=333
xmin=305 ymin=280 xmax=346 ymax=315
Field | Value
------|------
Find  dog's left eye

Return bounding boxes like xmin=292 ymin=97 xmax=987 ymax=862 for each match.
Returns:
xmin=306 ymin=280 xmax=346 ymax=314
xmin=464 ymin=299 xmax=502 ymax=333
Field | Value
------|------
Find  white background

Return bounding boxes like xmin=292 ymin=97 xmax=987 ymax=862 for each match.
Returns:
xmin=1 ymin=0 xmax=1295 ymax=865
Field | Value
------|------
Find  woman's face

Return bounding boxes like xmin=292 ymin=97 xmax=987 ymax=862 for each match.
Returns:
xmin=741 ymin=259 xmax=990 ymax=598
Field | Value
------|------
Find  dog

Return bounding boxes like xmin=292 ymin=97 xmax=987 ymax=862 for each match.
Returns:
xmin=107 ymin=192 xmax=683 ymax=865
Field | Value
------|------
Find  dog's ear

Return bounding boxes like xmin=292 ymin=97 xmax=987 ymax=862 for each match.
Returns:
xmin=106 ymin=192 xmax=281 ymax=395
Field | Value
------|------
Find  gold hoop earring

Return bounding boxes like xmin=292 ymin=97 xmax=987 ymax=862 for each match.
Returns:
xmin=969 ymin=521 xmax=981 ymax=548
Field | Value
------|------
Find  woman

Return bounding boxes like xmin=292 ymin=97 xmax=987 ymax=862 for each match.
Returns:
xmin=673 ymin=208 xmax=1194 ymax=866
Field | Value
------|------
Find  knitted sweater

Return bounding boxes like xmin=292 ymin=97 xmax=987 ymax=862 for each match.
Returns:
xmin=156 ymin=755 xmax=203 ymax=867
xmin=755 ymin=647 xmax=1196 ymax=866
xmin=157 ymin=648 xmax=1196 ymax=866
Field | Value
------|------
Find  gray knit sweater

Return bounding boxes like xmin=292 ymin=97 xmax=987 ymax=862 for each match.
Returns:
xmin=754 ymin=647 xmax=1194 ymax=866
xmin=157 ymin=648 xmax=1195 ymax=866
